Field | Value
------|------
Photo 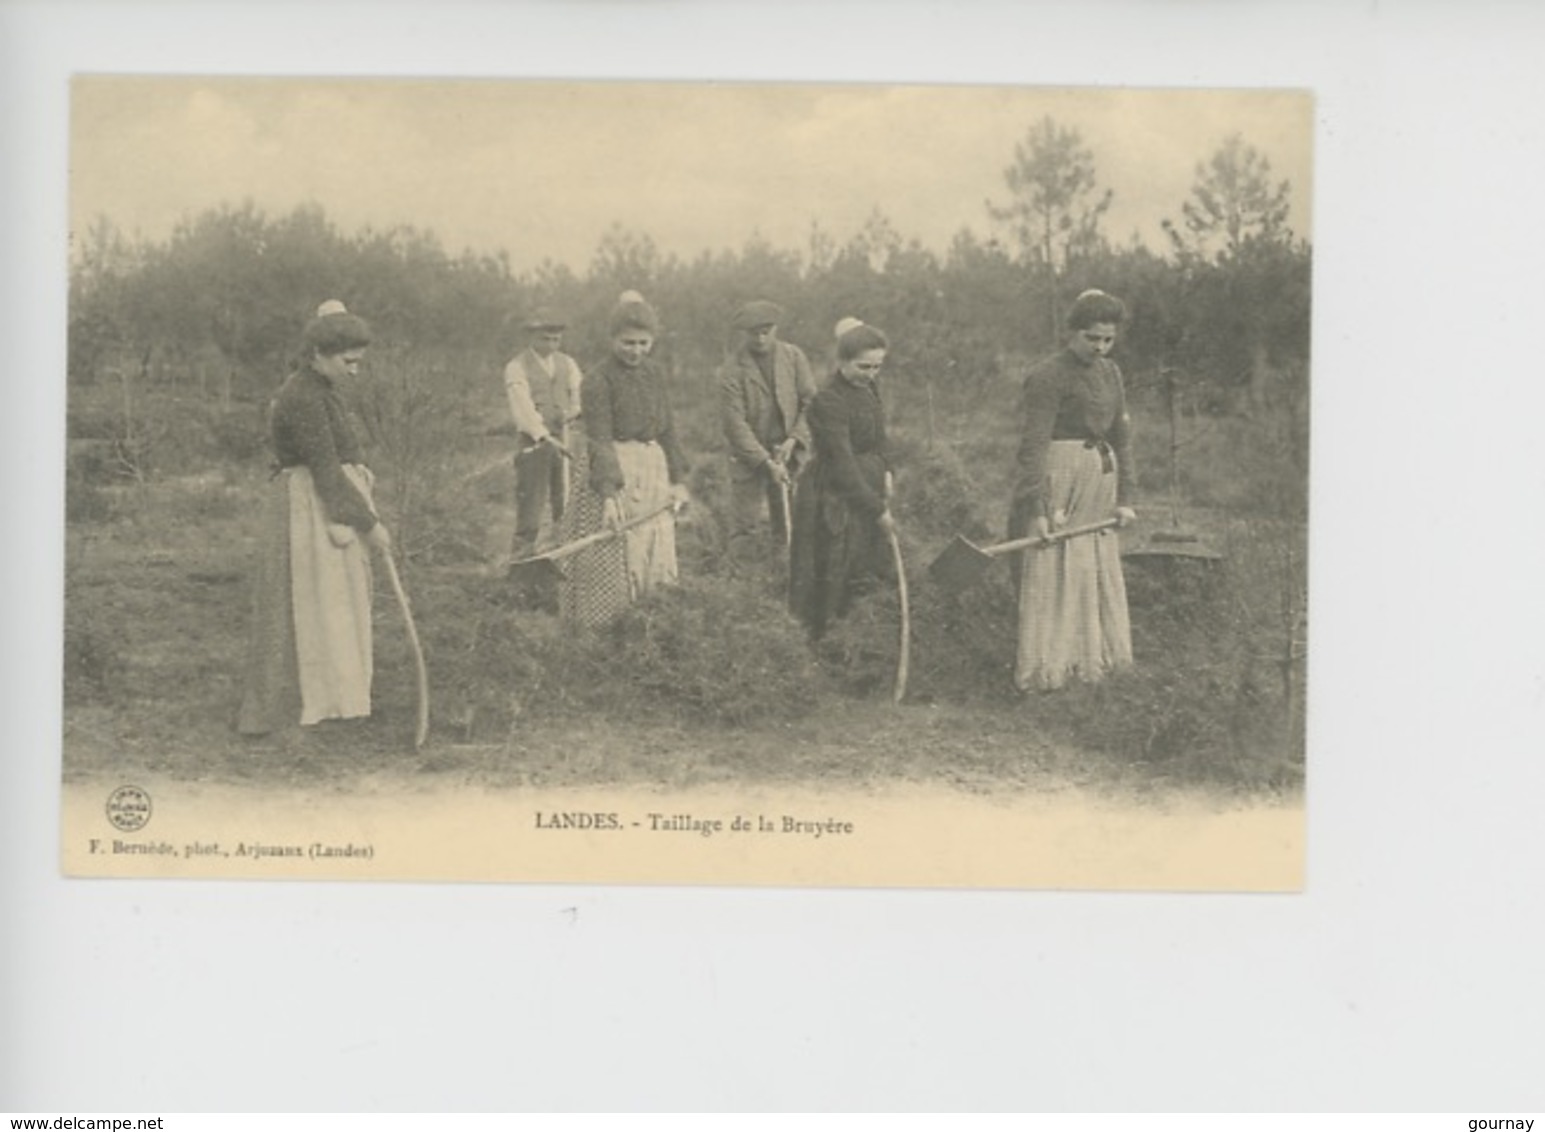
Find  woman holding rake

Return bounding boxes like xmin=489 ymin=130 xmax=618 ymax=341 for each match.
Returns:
xmin=557 ymin=290 xmax=691 ymax=628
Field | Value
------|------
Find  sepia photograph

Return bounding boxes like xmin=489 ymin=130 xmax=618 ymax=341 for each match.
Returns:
xmin=61 ymin=77 xmax=1311 ymax=890
xmin=9 ymin=0 xmax=1545 ymax=1115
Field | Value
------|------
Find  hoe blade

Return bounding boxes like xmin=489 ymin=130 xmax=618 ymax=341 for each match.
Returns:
xmin=928 ymin=534 xmax=996 ymax=591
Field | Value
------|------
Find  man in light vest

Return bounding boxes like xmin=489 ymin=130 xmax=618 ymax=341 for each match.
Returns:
xmin=504 ymin=308 xmax=583 ymax=580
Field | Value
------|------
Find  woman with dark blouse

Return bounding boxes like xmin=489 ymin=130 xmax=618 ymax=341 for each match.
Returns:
xmin=558 ymin=290 xmax=691 ymax=627
xmin=788 ymin=318 xmax=897 ymax=639
xmin=1009 ymin=289 xmax=1137 ymax=691
xmin=238 ymin=301 xmax=391 ymax=735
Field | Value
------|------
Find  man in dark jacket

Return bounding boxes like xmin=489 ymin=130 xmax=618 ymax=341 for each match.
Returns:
xmin=718 ymin=300 xmax=816 ymax=568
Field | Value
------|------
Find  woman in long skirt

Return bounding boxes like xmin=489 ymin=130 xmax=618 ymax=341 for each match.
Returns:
xmin=1009 ymin=289 xmax=1138 ymax=691
xmin=237 ymin=302 xmax=392 ymax=735
xmin=788 ymin=319 xmax=897 ymax=639
xmin=558 ymin=291 xmax=690 ymax=628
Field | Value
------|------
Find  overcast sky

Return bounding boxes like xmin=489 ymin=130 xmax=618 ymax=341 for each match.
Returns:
xmin=72 ymin=77 xmax=1312 ymax=272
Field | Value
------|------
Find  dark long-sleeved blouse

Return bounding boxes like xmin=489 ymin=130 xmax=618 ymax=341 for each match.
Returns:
xmin=808 ymin=372 xmax=889 ymax=519
xmin=1012 ymin=348 xmax=1133 ymax=522
xmin=583 ymin=355 xmax=690 ymax=496
xmin=270 ymin=367 xmax=378 ymax=532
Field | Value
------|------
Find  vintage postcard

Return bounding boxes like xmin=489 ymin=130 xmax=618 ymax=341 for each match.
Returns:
xmin=62 ymin=77 xmax=1311 ymax=890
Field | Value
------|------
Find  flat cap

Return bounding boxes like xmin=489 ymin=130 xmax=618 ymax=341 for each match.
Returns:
xmin=733 ymin=300 xmax=784 ymax=331
xmin=524 ymin=307 xmax=566 ymax=331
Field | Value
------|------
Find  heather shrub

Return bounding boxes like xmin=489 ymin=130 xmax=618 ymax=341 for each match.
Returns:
xmin=422 ymin=569 xmax=823 ymax=735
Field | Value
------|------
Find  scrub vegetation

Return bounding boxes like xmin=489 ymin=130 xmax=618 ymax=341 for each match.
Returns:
xmin=64 ymin=125 xmax=1309 ymax=800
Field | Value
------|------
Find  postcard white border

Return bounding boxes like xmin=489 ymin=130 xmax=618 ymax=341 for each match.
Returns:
xmin=5 ymin=0 xmax=1545 ymax=1112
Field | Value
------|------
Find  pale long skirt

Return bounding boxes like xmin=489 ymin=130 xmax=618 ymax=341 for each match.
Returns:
xmin=1015 ymin=441 xmax=1132 ymax=691
xmin=238 ymin=464 xmax=375 ymax=733
xmin=559 ymin=440 xmax=676 ymax=628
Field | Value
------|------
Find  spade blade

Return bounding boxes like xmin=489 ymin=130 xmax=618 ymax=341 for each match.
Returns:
xmin=928 ymin=534 xmax=996 ymax=592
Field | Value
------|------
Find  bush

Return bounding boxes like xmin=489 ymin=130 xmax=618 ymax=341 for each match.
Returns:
xmin=423 ymin=569 xmax=824 ymax=735
xmin=679 ymin=459 xmax=735 ymax=578
xmin=891 ymin=442 xmax=997 ymax=544
xmin=813 ymin=589 xmax=904 ymax=699
xmin=591 ymin=577 xmax=822 ymax=728
xmin=1076 ymin=536 xmax=1304 ymax=785
xmin=815 ymin=568 xmax=1020 ymax=704
xmin=809 ymin=533 xmax=1305 ymax=791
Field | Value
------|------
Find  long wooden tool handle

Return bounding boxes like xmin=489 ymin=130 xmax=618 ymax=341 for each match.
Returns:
xmin=779 ymin=479 xmax=793 ymax=553
xmin=380 ymin=551 xmax=429 ymax=750
xmin=510 ymin=501 xmax=674 ymax=568
xmin=886 ymin=527 xmax=910 ymax=705
xmin=985 ymin=517 xmax=1123 ymax=558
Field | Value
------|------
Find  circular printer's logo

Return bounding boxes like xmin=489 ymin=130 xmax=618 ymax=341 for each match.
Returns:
xmin=106 ymin=785 xmax=152 ymax=832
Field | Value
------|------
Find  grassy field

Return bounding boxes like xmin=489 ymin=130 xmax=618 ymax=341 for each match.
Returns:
xmin=62 ymin=364 xmax=1307 ymax=805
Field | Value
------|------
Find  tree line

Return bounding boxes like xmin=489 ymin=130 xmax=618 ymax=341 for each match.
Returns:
xmin=68 ymin=122 xmax=1310 ymax=419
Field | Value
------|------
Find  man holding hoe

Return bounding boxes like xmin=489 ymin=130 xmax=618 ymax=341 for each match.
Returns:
xmin=504 ymin=307 xmax=584 ymax=602
xmin=719 ymin=299 xmax=816 ymax=574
